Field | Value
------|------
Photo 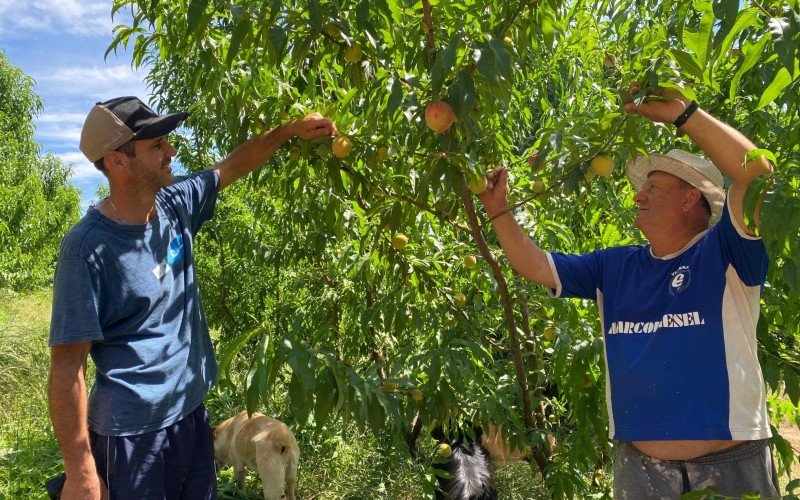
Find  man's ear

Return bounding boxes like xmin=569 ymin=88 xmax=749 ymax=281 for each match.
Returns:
xmin=683 ymin=187 xmax=703 ymax=212
xmin=103 ymin=151 xmax=128 ymax=172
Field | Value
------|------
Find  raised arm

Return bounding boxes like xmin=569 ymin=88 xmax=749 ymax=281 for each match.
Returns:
xmin=624 ymin=89 xmax=772 ymax=231
xmin=478 ymin=167 xmax=557 ymax=289
xmin=48 ymin=342 xmax=106 ymax=500
xmin=213 ymin=113 xmax=337 ymax=190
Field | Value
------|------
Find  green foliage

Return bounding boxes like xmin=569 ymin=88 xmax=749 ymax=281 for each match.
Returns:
xmin=0 ymin=52 xmax=81 ymax=291
xmin=110 ymin=0 xmax=800 ymax=496
xmin=0 ymin=290 xmax=65 ymax=497
xmin=0 ymin=290 xmax=547 ymax=498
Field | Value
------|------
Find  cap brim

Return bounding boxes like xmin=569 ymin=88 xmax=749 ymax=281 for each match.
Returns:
xmin=134 ymin=111 xmax=189 ymax=140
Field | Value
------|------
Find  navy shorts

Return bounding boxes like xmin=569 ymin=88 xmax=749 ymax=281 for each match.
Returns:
xmin=89 ymin=403 xmax=217 ymax=500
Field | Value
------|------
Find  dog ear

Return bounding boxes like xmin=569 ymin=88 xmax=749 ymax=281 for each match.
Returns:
xmin=431 ymin=422 xmax=445 ymax=441
xmin=472 ymin=424 xmax=484 ymax=442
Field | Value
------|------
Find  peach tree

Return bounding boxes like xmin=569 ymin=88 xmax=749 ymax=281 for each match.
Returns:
xmin=111 ymin=0 xmax=799 ymax=496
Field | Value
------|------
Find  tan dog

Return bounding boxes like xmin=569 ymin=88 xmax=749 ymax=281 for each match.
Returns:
xmin=480 ymin=424 xmax=531 ymax=468
xmin=213 ymin=411 xmax=299 ymax=500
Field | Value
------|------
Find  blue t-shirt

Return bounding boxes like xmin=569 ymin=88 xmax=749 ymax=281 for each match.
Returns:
xmin=548 ymin=196 xmax=770 ymax=441
xmin=49 ymin=170 xmax=219 ymax=436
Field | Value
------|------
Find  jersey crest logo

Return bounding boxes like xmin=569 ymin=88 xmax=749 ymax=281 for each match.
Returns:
xmin=669 ymin=265 xmax=691 ymax=295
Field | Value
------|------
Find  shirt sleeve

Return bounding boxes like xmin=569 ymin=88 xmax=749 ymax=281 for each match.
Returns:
xmin=168 ymin=170 xmax=220 ymax=235
xmin=547 ymin=250 xmax=604 ymax=300
xmin=711 ymin=194 xmax=769 ymax=286
xmin=49 ymin=256 xmax=104 ymax=346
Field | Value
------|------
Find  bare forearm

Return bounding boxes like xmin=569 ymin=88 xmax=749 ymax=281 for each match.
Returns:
xmin=48 ymin=348 xmax=95 ymax=479
xmin=213 ymin=123 xmax=294 ymax=190
xmin=489 ymin=212 xmax=556 ymax=288
xmin=680 ymin=109 xmax=772 ymax=187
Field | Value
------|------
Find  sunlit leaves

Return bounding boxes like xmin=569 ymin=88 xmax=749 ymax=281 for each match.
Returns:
xmin=109 ymin=0 xmax=800 ymax=495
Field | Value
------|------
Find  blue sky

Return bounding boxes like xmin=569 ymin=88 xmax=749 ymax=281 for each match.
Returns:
xmin=0 ymin=0 xmax=149 ymax=212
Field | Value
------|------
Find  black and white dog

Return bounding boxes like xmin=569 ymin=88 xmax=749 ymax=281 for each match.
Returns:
xmin=432 ymin=424 xmax=498 ymax=500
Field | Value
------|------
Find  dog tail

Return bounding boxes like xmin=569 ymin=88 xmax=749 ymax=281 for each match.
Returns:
xmin=435 ymin=440 xmax=498 ymax=500
xmin=256 ymin=439 xmax=301 ymax=500
xmin=451 ymin=442 xmax=498 ymax=500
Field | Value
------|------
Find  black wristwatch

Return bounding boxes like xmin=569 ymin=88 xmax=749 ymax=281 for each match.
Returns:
xmin=673 ymin=101 xmax=699 ymax=128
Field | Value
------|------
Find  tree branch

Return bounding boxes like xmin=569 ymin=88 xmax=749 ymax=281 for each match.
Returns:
xmin=421 ymin=0 xmax=436 ymax=49
xmin=457 ymin=170 xmax=549 ymax=475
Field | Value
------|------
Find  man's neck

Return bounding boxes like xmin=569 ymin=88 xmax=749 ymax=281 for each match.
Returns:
xmin=101 ymin=190 xmax=158 ymax=225
xmin=647 ymin=226 xmax=706 ymax=258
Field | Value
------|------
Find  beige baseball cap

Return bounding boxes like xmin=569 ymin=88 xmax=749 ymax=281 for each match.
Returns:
xmin=80 ymin=96 xmax=188 ymax=162
xmin=626 ymin=149 xmax=726 ymax=225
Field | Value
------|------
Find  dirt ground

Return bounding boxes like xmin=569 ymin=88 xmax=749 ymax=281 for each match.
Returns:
xmin=780 ymin=420 xmax=800 ymax=453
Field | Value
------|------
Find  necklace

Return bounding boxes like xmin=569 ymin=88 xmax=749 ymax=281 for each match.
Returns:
xmin=107 ymin=198 xmax=155 ymax=224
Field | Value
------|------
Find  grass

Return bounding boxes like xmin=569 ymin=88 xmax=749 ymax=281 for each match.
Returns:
xmin=0 ymin=288 xmax=62 ymax=498
xmin=0 ymin=288 xmax=795 ymax=499
xmin=0 ymin=288 xmax=547 ymax=499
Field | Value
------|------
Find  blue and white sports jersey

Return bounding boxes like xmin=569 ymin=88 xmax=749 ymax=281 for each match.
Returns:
xmin=547 ymin=195 xmax=770 ymax=441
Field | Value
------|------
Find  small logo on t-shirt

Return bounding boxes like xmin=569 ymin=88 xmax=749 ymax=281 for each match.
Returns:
xmin=166 ymin=235 xmax=184 ymax=265
xmin=153 ymin=235 xmax=184 ymax=279
xmin=669 ymin=265 xmax=691 ymax=296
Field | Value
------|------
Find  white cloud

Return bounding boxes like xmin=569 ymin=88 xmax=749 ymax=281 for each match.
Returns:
xmin=0 ymin=0 xmax=113 ymax=37
xmin=56 ymin=150 xmax=103 ymax=181
xmin=36 ymin=124 xmax=83 ymax=143
xmin=39 ymin=64 xmax=149 ymax=99
xmin=38 ymin=112 xmax=87 ymax=123
xmin=35 ymin=113 xmax=86 ymax=146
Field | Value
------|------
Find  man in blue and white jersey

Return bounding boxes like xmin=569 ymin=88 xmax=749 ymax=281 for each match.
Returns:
xmin=47 ymin=97 xmax=337 ymax=500
xmin=478 ymin=88 xmax=778 ymax=498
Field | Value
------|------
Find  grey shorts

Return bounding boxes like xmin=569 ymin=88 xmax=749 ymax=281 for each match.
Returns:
xmin=614 ymin=440 xmax=780 ymax=499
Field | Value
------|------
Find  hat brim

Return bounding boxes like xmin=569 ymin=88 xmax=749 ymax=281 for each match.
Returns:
xmin=626 ymin=153 xmax=725 ymax=225
xmin=134 ymin=111 xmax=189 ymax=140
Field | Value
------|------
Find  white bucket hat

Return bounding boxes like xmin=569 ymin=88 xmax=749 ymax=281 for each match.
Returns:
xmin=626 ymin=149 xmax=725 ymax=225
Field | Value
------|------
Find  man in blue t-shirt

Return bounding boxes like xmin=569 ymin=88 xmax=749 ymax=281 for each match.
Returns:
xmin=478 ymin=88 xmax=779 ymax=497
xmin=48 ymin=96 xmax=337 ymax=499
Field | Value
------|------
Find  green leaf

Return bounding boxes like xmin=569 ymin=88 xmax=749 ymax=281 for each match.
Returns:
xmin=387 ymin=78 xmax=403 ymax=115
xmin=431 ymin=33 xmax=461 ymax=99
xmin=187 ymin=0 xmax=210 ymax=35
xmin=771 ymin=424 xmax=797 ymax=476
xmin=356 ymin=0 xmax=370 ymax=31
xmin=784 ymin=364 xmax=800 ymax=406
xmin=742 ymin=172 xmax=772 ymax=233
xmin=285 ymin=339 xmax=316 ymax=392
xmin=268 ymin=0 xmax=282 ymax=24
xmin=761 ymin=353 xmax=781 ymax=390
xmin=269 ymin=26 xmax=288 ymax=60
xmin=713 ymin=0 xmax=743 ymax=42
xmin=783 ymin=259 xmax=799 ymax=295
xmin=718 ymin=8 xmax=759 ymax=59
xmin=681 ymin=0 xmax=714 ymax=65
xmin=756 ymin=66 xmax=795 ymax=110
xmin=226 ymin=18 xmax=252 ymax=67
xmin=476 ymin=44 xmax=498 ymax=86
xmin=216 ymin=326 xmax=263 ymax=385
xmin=366 ymin=390 xmax=385 ymax=430
xmin=308 ymin=0 xmax=322 ymax=34
xmin=669 ymin=49 xmax=704 ymax=81
xmin=729 ymin=34 xmax=769 ymax=101
xmin=314 ymin=366 xmax=338 ymax=426
xmin=541 ymin=14 xmax=555 ymax=47
xmin=245 ymin=333 xmax=271 ymax=415
xmin=453 ymin=69 xmax=476 ymax=113
xmin=769 ymin=17 xmax=799 ymax=72
xmin=744 ymin=148 xmax=777 ymax=165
